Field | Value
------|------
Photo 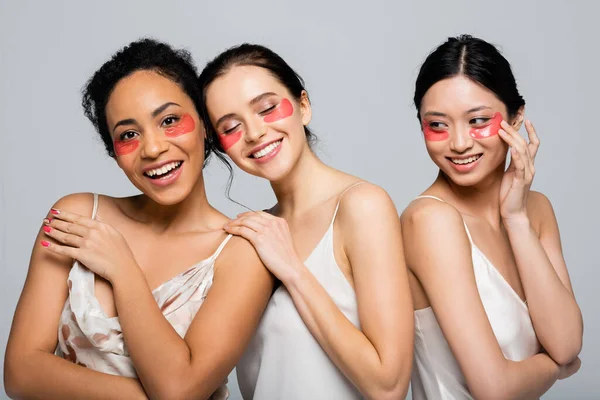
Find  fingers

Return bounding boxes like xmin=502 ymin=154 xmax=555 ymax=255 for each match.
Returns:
xmin=40 ymin=240 xmax=79 ymax=259
xmin=509 ymin=148 xmax=528 ymax=181
xmin=44 ymin=218 xmax=88 ymax=237
xmin=236 ymin=210 xmax=276 ymax=220
xmin=49 ymin=208 xmax=97 ymax=228
xmin=42 ymin=223 xmax=85 ymax=248
xmin=500 ymin=120 xmax=529 ymax=156
xmin=226 ymin=215 xmax=267 ymax=233
xmin=524 ymin=120 xmax=540 ymax=160
xmin=223 ymin=224 xmax=259 ymax=243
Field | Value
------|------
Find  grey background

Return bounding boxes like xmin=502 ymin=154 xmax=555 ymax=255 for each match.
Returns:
xmin=1 ymin=0 xmax=598 ymax=398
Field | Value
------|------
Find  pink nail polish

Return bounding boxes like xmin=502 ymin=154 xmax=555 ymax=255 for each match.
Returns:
xmin=50 ymin=209 xmax=60 ymax=215
xmin=43 ymin=226 xmax=52 ymax=233
xmin=41 ymin=241 xmax=50 ymax=247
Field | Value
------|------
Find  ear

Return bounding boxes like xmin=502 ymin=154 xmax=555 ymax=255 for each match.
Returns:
xmin=510 ymin=106 xmax=525 ymax=131
xmin=299 ymin=90 xmax=312 ymax=126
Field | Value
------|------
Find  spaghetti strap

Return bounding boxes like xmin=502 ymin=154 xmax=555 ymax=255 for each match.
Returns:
xmin=91 ymin=193 xmax=99 ymax=220
xmin=211 ymin=234 xmax=233 ymax=260
xmin=415 ymin=195 xmax=474 ymax=243
xmin=331 ymin=181 xmax=367 ymax=222
xmin=415 ymin=195 xmax=446 ymax=203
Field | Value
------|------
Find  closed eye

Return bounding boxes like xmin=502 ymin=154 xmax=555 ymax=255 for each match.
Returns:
xmin=223 ymin=123 xmax=241 ymax=134
xmin=259 ymin=105 xmax=277 ymax=115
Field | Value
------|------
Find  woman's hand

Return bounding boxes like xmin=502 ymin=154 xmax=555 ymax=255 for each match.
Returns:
xmin=41 ymin=208 xmax=138 ymax=281
xmin=224 ymin=211 xmax=302 ymax=283
xmin=498 ymin=119 xmax=540 ymax=223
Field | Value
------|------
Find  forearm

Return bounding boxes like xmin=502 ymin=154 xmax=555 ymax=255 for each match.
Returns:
xmin=498 ymin=353 xmax=560 ymax=400
xmin=5 ymin=350 xmax=147 ymax=400
xmin=110 ymin=266 xmax=205 ymax=399
xmin=284 ymin=266 xmax=409 ymax=400
xmin=505 ymin=216 xmax=582 ymax=362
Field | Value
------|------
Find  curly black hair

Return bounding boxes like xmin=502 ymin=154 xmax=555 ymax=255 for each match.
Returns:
xmin=81 ymin=38 xmax=227 ymax=169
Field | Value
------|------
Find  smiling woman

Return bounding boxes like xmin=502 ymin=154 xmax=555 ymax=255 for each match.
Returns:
xmin=4 ymin=39 xmax=274 ymax=399
xmin=402 ymin=35 xmax=583 ymax=399
xmin=199 ymin=44 xmax=414 ymax=400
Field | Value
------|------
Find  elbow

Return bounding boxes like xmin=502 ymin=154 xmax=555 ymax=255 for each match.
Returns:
xmin=544 ymin=324 xmax=583 ymax=366
xmin=547 ymin=340 xmax=582 ymax=366
xmin=4 ymin=361 xmax=30 ymax=399
xmin=147 ymin=377 xmax=212 ymax=400
xmin=364 ymin=365 xmax=411 ymax=400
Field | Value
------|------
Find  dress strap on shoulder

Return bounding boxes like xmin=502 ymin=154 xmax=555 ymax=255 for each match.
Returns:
xmin=91 ymin=193 xmax=99 ymax=220
xmin=415 ymin=195 xmax=446 ymax=203
xmin=211 ymin=234 xmax=233 ymax=260
xmin=331 ymin=181 xmax=367 ymax=222
xmin=415 ymin=195 xmax=474 ymax=244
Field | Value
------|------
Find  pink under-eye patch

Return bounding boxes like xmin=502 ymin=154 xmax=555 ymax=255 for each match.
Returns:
xmin=469 ymin=112 xmax=503 ymax=139
xmin=422 ymin=123 xmax=449 ymax=141
xmin=263 ymin=98 xmax=293 ymax=123
xmin=219 ymin=130 xmax=242 ymax=151
xmin=113 ymin=139 xmax=139 ymax=156
xmin=165 ymin=113 xmax=195 ymax=137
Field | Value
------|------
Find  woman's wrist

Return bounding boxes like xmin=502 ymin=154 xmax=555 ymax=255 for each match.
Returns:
xmin=502 ymin=213 xmax=531 ymax=231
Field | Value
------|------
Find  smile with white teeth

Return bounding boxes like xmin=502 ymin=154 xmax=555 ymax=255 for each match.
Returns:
xmin=251 ymin=140 xmax=281 ymax=159
xmin=450 ymin=155 xmax=482 ymax=165
xmin=144 ymin=161 xmax=182 ymax=178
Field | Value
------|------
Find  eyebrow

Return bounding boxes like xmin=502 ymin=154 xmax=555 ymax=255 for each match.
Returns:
xmin=112 ymin=102 xmax=181 ymax=133
xmin=214 ymin=92 xmax=278 ymax=128
xmin=422 ymin=106 xmax=492 ymax=119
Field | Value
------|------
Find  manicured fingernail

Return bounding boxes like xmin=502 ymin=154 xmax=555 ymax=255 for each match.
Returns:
xmin=41 ymin=241 xmax=50 ymax=247
xmin=43 ymin=218 xmax=52 ymax=224
xmin=43 ymin=226 xmax=52 ymax=233
xmin=51 ymin=209 xmax=60 ymax=215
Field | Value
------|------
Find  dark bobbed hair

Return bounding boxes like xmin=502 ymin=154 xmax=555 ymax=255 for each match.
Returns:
xmin=414 ymin=35 xmax=525 ymax=121
xmin=197 ymin=43 xmax=316 ymax=154
xmin=81 ymin=38 xmax=228 ymax=170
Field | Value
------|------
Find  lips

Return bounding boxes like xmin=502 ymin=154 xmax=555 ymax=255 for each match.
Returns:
xmin=446 ymin=154 xmax=483 ymax=172
xmin=144 ymin=161 xmax=183 ymax=178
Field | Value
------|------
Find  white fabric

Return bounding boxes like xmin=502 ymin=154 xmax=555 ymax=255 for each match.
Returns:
xmin=237 ymin=183 xmax=366 ymax=400
xmin=56 ymin=193 xmax=232 ymax=399
xmin=411 ymin=195 xmax=540 ymax=400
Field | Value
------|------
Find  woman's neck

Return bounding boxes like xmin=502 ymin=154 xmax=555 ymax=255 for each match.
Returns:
xmin=127 ymin=177 xmax=220 ymax=233
xmin=270 ymin=146 xmax=336 ymax=217
xmin=435 ymin=162 xmax=506 ymax=226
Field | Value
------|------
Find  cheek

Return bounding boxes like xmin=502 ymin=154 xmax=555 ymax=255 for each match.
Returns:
xmin=218 ymin=130 xmax=242 ymax=151
xmin=165 ymin=114 xmax=196 ymax=137
xmin=422 ymin=125 xmax=449 ymax=141
xmin=469 ymin=112 xmax=503 ymax=139
xmin=264 ymin=98 xmax=294 ymax=123
xmin=113 ymin=140 xmax=139 ymax=156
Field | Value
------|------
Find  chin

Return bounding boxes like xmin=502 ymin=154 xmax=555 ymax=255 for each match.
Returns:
xmin=149 ymin=188 xmax=190 ymax=205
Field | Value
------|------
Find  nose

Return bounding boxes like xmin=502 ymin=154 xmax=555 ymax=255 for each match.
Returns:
xmin=244 ymin=118 xmax=267 ymax=143
xmin=449 ymin=125 xmax=474 ymax=153
xmin=141 ymin=130 xmax=169 ymax=159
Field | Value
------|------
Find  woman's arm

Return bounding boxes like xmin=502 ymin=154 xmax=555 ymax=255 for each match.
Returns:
xmin=502 ymin=191 xmax=583 ymax=364
xmin=402 ymin=198 xmax=563 ymax=400
xmin=226 ymin=183 xmax=414 ymax=400
xmin=497 ymin=119 xmax=582 ymax=365
xmin=103 ymin=237 xmax=274 ymax=399
xmin=4 ymin=193 xmax=147 ymax=400
xmin=285 ymin=184 xmax=414 ymax=399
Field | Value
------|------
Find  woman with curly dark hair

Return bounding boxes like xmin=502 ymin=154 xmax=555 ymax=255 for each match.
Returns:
xmin=4 ymin=39 xmax=274 ymax=399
